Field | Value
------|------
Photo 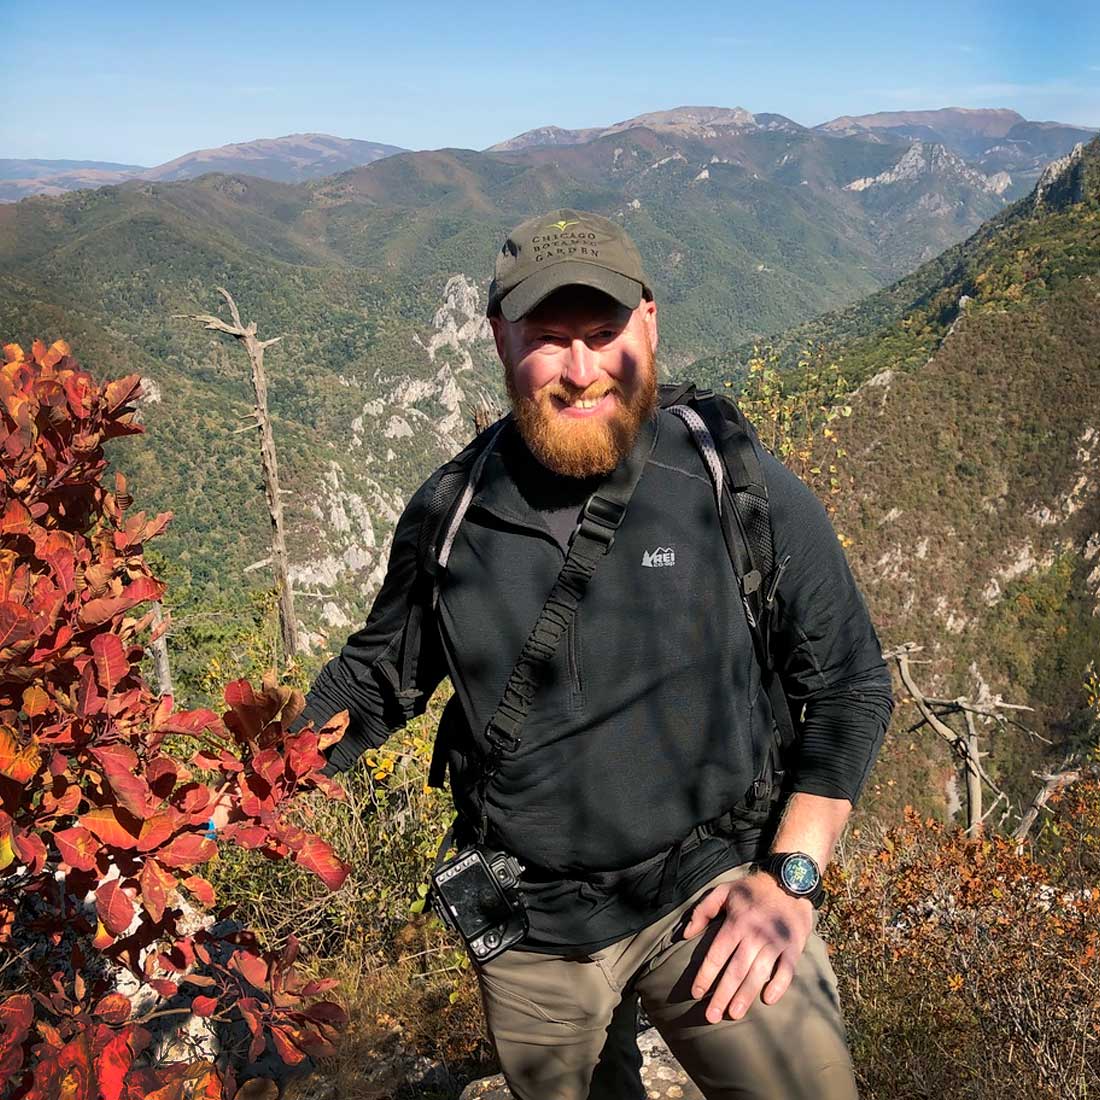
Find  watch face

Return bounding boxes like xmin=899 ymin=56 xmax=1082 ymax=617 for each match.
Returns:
xmin=780 ymin=854 xmax=820 ymax=896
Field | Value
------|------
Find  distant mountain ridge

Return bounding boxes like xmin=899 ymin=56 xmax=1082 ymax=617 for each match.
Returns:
xmin=486 ymin=105 xmax=787 ymax=150
xmin=814 ymin=106 xmax=1096 ymax=193
xmin=0 ymin=134 xmax=405 ymax=202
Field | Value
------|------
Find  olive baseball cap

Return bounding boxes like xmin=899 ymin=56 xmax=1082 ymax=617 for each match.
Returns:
xmin=487 ymin=209 xmax=653 ymax=321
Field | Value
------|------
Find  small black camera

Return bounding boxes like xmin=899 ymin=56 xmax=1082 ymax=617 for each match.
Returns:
xmin=430 ymin=846 xmax=529 ymax=962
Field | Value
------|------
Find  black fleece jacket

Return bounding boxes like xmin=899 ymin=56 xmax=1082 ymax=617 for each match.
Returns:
xmin=295 ymin=408 xmax=895 ymax=951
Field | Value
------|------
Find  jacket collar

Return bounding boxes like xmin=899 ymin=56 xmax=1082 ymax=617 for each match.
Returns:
xmin=469 ymin=412 xmax=662 ymax=541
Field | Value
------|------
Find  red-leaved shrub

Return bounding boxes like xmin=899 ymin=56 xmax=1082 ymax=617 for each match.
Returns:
xmin=0 ymin=340 xmax=351 ymax=1098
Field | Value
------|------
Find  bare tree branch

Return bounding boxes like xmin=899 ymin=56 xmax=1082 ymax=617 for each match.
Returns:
xmin=1014 ymin=761 xmax=1100 ymax=848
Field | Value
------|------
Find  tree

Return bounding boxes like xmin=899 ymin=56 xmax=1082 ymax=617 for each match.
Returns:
xmin=176 ymin=290 xmax=300 ymax=663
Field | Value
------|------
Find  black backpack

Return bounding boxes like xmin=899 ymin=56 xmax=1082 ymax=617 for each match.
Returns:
xmin=386 ymin=382 xmax=796 ymax=832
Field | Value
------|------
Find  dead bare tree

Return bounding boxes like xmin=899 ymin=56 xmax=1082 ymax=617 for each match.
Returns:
xmin=885 ymin=642 xmax=1039 ymax=837
xmin=1013 ymin=759 xmax=1100 ymax=849
xmin=175 ymin=288 xmax=300 ymax=662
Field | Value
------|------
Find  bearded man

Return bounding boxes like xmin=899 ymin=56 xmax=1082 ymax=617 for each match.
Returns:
xmin=292 ymin=210 xmax=895 ymax=1099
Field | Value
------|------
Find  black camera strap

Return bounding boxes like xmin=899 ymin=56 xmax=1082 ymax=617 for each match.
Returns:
xmin=472 ymin=414 xmax=658 ymax=843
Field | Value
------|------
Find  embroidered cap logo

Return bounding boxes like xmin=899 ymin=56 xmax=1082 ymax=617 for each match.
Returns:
xmin=547 ymin=220 xmax=580 ymax=232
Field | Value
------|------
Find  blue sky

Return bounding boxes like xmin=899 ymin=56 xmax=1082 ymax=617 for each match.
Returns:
xmin=2 ymin=0 xmax=1097 ymax=165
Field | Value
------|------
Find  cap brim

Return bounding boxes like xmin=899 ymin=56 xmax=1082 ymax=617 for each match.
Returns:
xmin=499 ymin=260 xmax=643 ymax=322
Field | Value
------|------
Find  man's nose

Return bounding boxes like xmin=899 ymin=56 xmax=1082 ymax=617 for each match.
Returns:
xmin=563 ymin=338 xmax=600 ymax=389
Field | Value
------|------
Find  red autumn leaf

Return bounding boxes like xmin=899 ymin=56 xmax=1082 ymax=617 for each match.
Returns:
xmin=103 ymin=373 xmax=141 ymax=414
xmin=146 ymin=757 xmax=179 ymax=798
xmin=44 ymin=779 xmax=82 ymax=816
xmin=293 ymin=835 xmax=349 ymax=891
xmin=75 ymin=659 xmax=105 ymax=716
xmin=12 ymin=830 xmax=47 ymax=873
xmin=137 ymin=811 xmax=181 ymax=852
xmin=226 ymin=824 xmax=269 ymax=850
xmin=92 ymin=992 xmax=132 ymax=1024
xmin=77 ymin=593 xmax=136 ymax=629
xmin=155 ymin=707 xmax=224 ymax=735
xmin=0 ymin=726 xmax=40 ymax=782
xmin=147 ymin=978 xmax=178 ymax=998
xmin=54 ymin=1030 xmax=95 ymax=1099
xmin=316 ymin=710 xmax=349 ymax=752
xmin=234 ymin=1000 xmax=268 ymax=1066
xmin=38 ymin=530 xmax=76 ymax=592
xmin=95 ymin=1024 xmax=134 ymax=1100
xmin=224 ymin=679 xmax=257 ymax=709
xmin=91 ymin=746 xmax=152 ymax=817
xmin=270 ymin=1025 xmax=307 ymax=1065
xmin=156 ymin=832 xmax=216 ymax=869
xmin=0 ymin=501 xmax=33 ymax=538
xmin=182 ymin=875 xmax=215 ymax=908
xmin=0 ymin=603 xmax=37 ymax=652
xmin=96 ymin=879 xmax=135 ymax=936
xmin=191 ymin=994 xmax=218 ymax=1018
xmin=90 ymin=633 xmax=129 ymax=692
xmin=303 ymin=1001 xmax=348 ymax=1027
xmin=251 ymin=748 xmax=284 ymax=788
xmin=53 ymin=826 xmax=100 ymax=871
xmin=231 ymin=950 xmax=268 ymax=989
xmin=80 ymin=807 xmax=140 ymax=849
xmin=174 ymin=783 xmax=211 ymax=818
xmin=0 ymin=993 xmax=33 ymax=1082
xmin=139 ymin=859 xmax=176 ymax=923
xmin=30 ymin=622 xmax=73 ymax=663
xmin=22 ymin=684 xmax=51 ymax=717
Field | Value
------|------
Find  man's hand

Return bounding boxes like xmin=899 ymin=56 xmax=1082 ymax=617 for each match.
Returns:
xmin=683 ymin=870 xmax=813 ymax=1023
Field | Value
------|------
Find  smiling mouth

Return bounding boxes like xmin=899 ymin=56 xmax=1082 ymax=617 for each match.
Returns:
xmin=550 ymin=391 xmax=615 ymax=414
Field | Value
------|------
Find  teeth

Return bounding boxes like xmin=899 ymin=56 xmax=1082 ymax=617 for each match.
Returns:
xmin=573 ymin=397 xmax=601 ymax=409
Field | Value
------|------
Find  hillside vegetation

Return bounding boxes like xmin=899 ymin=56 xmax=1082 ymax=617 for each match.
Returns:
xmin=781 ymin=139 xmax=1100 ymax=821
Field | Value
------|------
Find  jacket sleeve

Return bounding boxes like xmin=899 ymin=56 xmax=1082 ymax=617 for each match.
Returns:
xmin=290 ymin=470 xmax=449 ymax=776
xmin=759 ymin=448 xmax=895 ymax=804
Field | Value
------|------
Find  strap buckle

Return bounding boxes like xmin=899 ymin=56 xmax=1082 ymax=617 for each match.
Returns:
xmin=573 ymin=492 xmax=625 ymax=549
xmin=485 ymin=717 xmax=521 ymax=755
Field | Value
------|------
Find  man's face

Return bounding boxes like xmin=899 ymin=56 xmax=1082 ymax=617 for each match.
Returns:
xmin=491 ymin=285 xmax=659 ymax=478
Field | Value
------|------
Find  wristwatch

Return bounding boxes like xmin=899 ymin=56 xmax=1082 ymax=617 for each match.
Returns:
xmin=754 ymin=852 xmax=826 ymax=909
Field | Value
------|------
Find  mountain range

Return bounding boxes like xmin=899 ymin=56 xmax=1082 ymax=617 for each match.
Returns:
xmin=0 ymin=134 xmax=405 ymax=202
xmin=0 ymin=107 xmax=1097 ymax=822
xmin=4 ymin=105 xmax=1090 ymax=203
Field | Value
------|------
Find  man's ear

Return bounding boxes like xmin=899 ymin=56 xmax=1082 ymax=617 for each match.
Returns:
xmin=489 ymin=314 xmax=510 ymax=364
xmin=640 ymin=298 xmax=658 ymax=354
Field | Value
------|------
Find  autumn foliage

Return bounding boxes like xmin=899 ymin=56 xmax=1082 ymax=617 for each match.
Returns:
xmin=0 ymin=340 xmax=352 ymax=1098
xmin=827 ymin=792 xmax=1100 ymax=1099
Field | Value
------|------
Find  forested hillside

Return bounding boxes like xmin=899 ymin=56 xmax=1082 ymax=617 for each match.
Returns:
xmin=0 ymin=115 xmax=1027 ymax=664
xmin=787 ymin=139 xmax=1100 ymax=819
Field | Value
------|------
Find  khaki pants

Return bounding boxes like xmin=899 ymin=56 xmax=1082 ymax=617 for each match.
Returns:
xmin=475 ymin=863 xmax=859 ymax=1100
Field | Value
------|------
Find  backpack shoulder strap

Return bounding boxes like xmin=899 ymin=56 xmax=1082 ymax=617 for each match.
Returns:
xmin=405 ymin=415 xmax=511 ymax=789
xmin=667 ymin=392 xmax=796 ymax=765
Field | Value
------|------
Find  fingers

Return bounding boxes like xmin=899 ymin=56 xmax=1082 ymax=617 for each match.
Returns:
xmin=682 ymin=883 xmax=731 ymax=939
xmin=689 ymin=911 xmax=741 ymax=999
xmin=703 ymin=941 xmax=780 ymax=1023
xmin=761 ymin=955 xmax=797 ymax=1006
